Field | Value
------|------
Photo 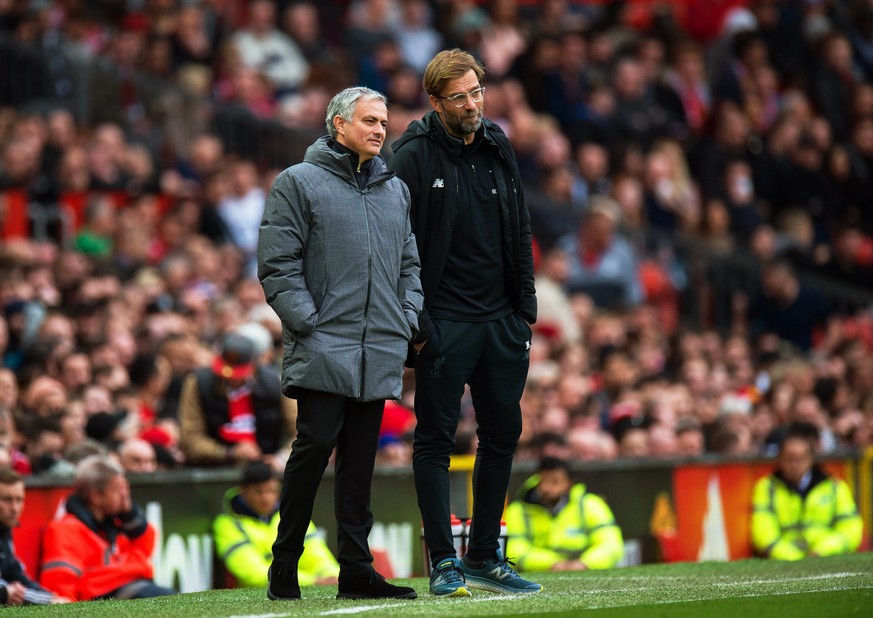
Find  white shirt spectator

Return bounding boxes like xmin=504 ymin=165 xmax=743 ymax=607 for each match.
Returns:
xmin=232 ymin=0 xmax=309 ymax=92
xmin=233 ymin=30 xmax=309 ymax=92
xmin=218 ymin=186 xmax=265 ymax=256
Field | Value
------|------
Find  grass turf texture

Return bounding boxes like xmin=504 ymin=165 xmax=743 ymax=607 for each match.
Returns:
xmin=15 ymin=553 xmax=872 ymax=618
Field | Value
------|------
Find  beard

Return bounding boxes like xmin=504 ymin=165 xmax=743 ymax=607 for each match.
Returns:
xmin=443 ymin=107 xmax=483 ymax=137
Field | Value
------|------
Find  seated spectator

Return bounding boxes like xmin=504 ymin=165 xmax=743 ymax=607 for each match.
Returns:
xmin=505 ymin=457 xmax=624 ymax=572
xmin=126 ymin=352 xmax=180 ymax=457
xmin=747 ymin=259 xmax=831 ymax=353
xmin=179 ymin=333 xmax=296 ymax=470
xmin=21 ymin=417 xmax=74 ymax=477
xmin=647 ymin=423 xmax=679 ymax=458
xmin=613 ymin=415 xmax=651 ymax=459
xmin=721 ymin=158 xmax=765 ymax=242
xmin=283 ymin=1 xmax=343 ymax=71
xmin=557 ymin=196 xmax=642 ymax=309
xmin=216 ymin=160 xmax=266 ymax=277
xmin=0 ymin=411 xmax=29 ymax=475
xmin=750 ymin=423 xmax=863 ymax=560
xmin=63 ymin=439 xmax=108 ymax=467
xmin=39 ymin=456 xmax=176 ymax=600
xmin=232 ymin=0 xmax=309 ymax=95
xmin=567 ymin=427 xmax=617 ymax=461
xmin=375 ymin=434 xmax=412 ymax=467
xmin=0 ymin=469 xmax=66 ymax=605
xmin=84 ymin=410 xmax=129 ymax=448
xmin=20 ymin=376 xmax=68 ymax=419
xmin=73 ymin=195 xmax=116 ymax=257
xmin=117 ymin=437 xmax=158 ymax=474
xmin=675 ymin=417 xmax=705 ymax=457
xmin=212 ymin=462 xmax=338 ymax=588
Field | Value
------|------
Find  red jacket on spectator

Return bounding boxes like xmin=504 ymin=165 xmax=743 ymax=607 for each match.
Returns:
xmin=39 ymin=496 xmax=156 ymax=601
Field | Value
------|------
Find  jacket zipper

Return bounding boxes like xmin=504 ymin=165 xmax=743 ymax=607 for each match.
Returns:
xmin=360 ymin=186 xmax=372 ymax=398
xmin=508 ymin=173 xmax=521 ymax=290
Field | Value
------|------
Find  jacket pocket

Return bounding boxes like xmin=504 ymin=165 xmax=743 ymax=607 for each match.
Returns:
xmin=512 ymin=312 xmax=532 ymax=339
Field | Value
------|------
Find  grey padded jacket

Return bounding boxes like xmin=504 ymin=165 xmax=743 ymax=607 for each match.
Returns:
xmin=258 ymin=137 xmax=423 ymax=401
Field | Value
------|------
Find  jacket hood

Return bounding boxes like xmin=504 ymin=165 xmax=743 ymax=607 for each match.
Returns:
xmin=304 ymin=136 xmax=393 ymax=185
xmin=65 ymin=494 xmax=101 ymax=532
xmin=390 ymin=115 xmax=431 ymax=153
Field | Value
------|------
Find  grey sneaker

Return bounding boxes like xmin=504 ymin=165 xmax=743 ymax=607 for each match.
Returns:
xmin=459 ymin=550 xmax=542 ymax=594
xmin=429 ymin=558 xmax=471 ymax=597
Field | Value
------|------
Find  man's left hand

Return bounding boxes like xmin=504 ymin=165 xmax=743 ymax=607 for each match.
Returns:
xmin=553 ymin=559 xmax=587 ymax=572
xmin=3 ymin=582 xmax=26 ymax=606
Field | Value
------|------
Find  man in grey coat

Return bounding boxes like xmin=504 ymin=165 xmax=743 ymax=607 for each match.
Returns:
xmin=258 ymin=86 xmax=423 ymax=601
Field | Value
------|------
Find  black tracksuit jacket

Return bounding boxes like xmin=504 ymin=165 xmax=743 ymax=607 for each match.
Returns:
xmin=388 ymin=111 xmax=537 ymax=348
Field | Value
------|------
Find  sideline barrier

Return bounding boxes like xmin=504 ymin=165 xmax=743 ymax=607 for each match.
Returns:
xmin=18 ymin=454 xmax=868 ymax=591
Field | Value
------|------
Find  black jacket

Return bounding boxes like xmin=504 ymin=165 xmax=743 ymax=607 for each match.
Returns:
xmin=193 ymin=366 xmax=287 ymax=454
xmin=0 ymin=526 xmax=53 ymax=605
xmin=388 ymin=111 xmax=537 ymax=345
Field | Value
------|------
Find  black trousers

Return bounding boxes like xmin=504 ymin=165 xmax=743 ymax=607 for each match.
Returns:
xmin=413 ymin=313 xmax=530 ymax=566
xmin=272 ymin=388 xmax=384 ymax=577
xmin=100 ymin=579 xmax=176 ymax=599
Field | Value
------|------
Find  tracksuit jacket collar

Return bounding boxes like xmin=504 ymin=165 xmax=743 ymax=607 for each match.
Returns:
xmin=391 ymin=110 xmax=496 ymax=163
xmin=64 ymin=493 xmax=119 ymax=544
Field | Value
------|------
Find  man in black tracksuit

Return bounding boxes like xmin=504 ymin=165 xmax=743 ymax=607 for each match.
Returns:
xmin=388 ymin=49 xmax=540 ymax=597
xmin=0 ymin=469 xmax=59 ymax=606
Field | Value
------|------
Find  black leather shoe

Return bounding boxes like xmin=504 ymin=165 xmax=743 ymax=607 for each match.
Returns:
xmin=336 ymin=570 xmax=417 ymax=599
xmin=267 ymin=561 xmax=301 ymax=600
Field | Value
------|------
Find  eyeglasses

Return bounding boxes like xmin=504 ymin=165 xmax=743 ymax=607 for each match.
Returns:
xmin=439 ymin=87 xmax=486 ymax=108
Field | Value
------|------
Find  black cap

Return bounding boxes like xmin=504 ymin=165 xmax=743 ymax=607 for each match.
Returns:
xmin=85 ymin=411 xmax=126 ymax=442
xmin=212 ymin=333 xmax=255 ymax=380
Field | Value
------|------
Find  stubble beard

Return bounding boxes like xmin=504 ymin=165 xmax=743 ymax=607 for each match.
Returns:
xmin=445 ymin=108 xmax=483 ymax=137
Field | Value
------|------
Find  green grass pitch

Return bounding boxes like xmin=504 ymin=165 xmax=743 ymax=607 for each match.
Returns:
xmin=16 ymin=553 xmax=873 ymax=617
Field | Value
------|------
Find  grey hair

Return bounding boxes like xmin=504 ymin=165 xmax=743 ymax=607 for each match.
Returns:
xmin=325 ymin=87 xmax=388 ymax=139
xmin=73 ymin=455 xmax=124 ymax=496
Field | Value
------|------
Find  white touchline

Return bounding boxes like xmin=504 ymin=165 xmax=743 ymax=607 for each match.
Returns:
xmin=549 ymin=571 xmax=867 ymax=585
xmin=320 ymin=603 xmax=407 ymax=615
xmin=545 ymin=572 xmax=870 ymax=597
xmin=585 ymin=584 xmax=873 ymax=610
xmin=710 ymin=572 xmax=864 ymax=587
xmin=226 ymin=604 xmax=405 ymax=618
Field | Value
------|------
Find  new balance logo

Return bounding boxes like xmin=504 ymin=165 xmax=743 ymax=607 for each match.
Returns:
xmin=432 ymin=178 xmax=445 ymax=188
xmin=487 ymin=567 xmax=512 ymax=581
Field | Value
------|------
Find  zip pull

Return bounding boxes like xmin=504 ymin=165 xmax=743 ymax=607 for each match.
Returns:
xmin=357 ymin=161 xmax=362 ymax=173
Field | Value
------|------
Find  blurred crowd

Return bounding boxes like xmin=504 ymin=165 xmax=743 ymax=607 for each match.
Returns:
xmin=1 ymin=0 xmax=872 ymax=477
